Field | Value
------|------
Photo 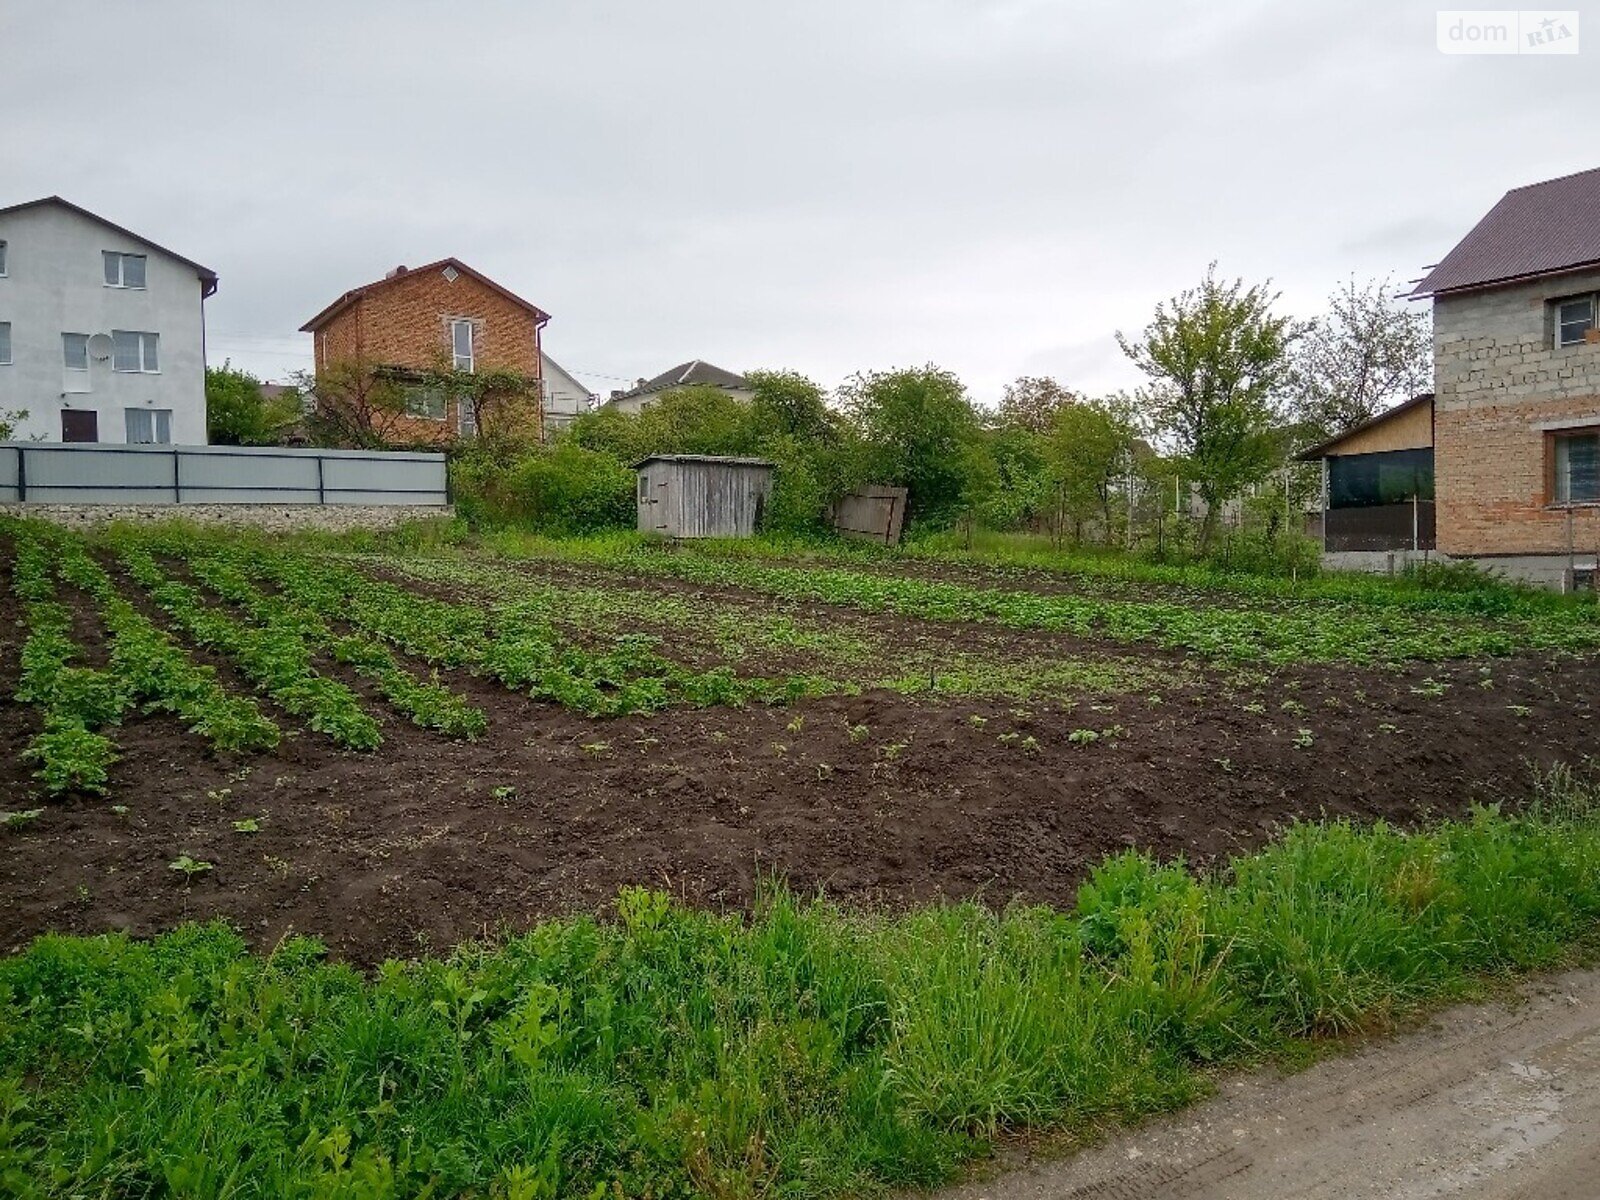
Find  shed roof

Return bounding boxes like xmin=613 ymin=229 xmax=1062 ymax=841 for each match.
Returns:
xmin=299 ymin=257 xmax=551 ymax=332
xmin=0 ymin=195 xmax=219 ymax=297
xmin=1409 ymin=166 xmax=1600 ymax=297
xmin=632 ymin=454 xmax=775 ymax=470
xmin=1294 ymin=393 xmax=1434 ymax=461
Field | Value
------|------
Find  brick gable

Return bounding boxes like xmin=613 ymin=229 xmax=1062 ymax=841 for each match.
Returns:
xmin=307 ymin=262 xmax=545 ymax=445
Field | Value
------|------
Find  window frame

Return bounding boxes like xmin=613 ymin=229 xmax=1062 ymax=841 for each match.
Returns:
xmin=111 ymin=330 xmax=159 ymax=373
xmin=1554 ymin=292 xmax=1598 ymax=349
xmin=451 ymin=319 xmax=476 ymax=373
xmin=125 ymin=407 xmax=173 ymax=445
xmin=404 ymin=384 xmax=448 ymax=421
xmin=103 ymin=251 xmax=148 ymax=290
xmin=1550 ymin=427 xmax=1600 ymax=506
xmin=62 ymin=332 xmax=90 ymax=369
xmin=0 ymin=321 xmax=10 ymax=366
xmin=0 ymin=239 xmax=8 ymax=276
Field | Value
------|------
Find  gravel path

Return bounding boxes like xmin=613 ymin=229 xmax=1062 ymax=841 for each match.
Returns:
xmin=937 ymin=968 xmax=1600 ymax=1200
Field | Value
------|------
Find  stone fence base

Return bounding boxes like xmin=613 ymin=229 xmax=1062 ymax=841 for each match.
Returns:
xmin=0 ymin=503 xmax=454 ymax=533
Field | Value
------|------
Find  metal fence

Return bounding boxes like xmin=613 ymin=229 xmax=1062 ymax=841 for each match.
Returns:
xmin=0 ymin=443 xmax=448 ymax=507
xmin=1324 ymin=501 xmax=1436 ymax=552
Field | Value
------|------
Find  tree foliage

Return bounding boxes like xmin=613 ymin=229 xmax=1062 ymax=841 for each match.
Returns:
xmin=1042 ymin=396 xmax=1139 ymax=540
xmin=205 ymin=363 xmax=300 ymax=446
xmin=839 ymin=365 xmax=983 ymax=525
xmin=1117 ymin=265 xmax=1296 ymax=548
xmin=1288 ymin=276 xmax=1432 ymax=442
xmin=997 ymin=376 xmax=1078 ymax=435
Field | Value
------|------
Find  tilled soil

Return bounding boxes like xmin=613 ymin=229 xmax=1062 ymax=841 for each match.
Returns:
xmin=2 ymin=558 xmax=1595 ymax=967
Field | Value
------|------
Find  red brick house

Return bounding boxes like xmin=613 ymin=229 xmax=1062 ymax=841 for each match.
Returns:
xmin=1301 ymin=166 xmax=1600 ymax=589
xmin=300 ymin=258 xmax=549 ymax=444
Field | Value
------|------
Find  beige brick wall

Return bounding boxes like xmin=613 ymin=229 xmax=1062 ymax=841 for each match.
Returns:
xmin=311 ymin=264 xmax=544 ymax=445
xmin=1433 ymin=268 xmax=1600 ymax=557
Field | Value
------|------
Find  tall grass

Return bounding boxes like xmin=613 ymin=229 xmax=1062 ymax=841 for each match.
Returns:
xmin=3 ymin=771 xmax=1599 ymax=1198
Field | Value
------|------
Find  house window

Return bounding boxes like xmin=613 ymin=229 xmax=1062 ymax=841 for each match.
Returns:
xmin=0 ymin=322 xmax=10 ymax=365
xmin=1555 ymin=294 xmax=1597 ymax=348
xmin=112 ymin=330 xmax=159 ymax=372
xmin=1553 ymin=430 xmax=1600 ymax=504
xmin=404 ymin=385 xmax=447 ymax=420
xmin=457 ymin=395 xmax=477 ymax=438
xmin=451 ymin=319 xmax=475 ymax=372
xmin=125 ymin=407 xmax=172 ymax=444
xmin=103 ymin=251 xmax=147 ymax=289
xmin=63 ymin=332 xmax=91 ymax=392
xmin=0 ymin=240 xmax=8 ymax=275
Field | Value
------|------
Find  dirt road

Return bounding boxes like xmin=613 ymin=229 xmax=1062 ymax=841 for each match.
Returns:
xmin=940 ymin=969 xmax=1600 ymax=1200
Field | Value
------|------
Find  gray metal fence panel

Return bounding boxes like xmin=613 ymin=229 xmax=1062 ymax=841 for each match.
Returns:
xmin=0 ymin=448 xmax=19 ymax=502
xmin=0 ymin=443 xmax=449 ymax=507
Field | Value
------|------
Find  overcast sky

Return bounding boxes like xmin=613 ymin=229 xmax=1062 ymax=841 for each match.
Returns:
xmin=4 ymin=1 xmax=1594 ymax=404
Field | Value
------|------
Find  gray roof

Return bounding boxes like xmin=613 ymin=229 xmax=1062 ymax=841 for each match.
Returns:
xmin=613 ymin=359 xmax=749 ymax=400
xmin=631 ymin=454 xmax=774 ymax=469
xmin=1410 ymin=166 xmax=1600 ymax=297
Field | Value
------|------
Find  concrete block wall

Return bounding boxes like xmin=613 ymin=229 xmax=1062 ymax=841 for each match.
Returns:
xmin=1432 ymin=267 xmax=1600 ymax=560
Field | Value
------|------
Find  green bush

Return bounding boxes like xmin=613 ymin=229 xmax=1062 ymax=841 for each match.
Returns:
xmin=454 ymin=443 xmax=634 ymax=533
xmin=4 ymin=780 xmax=1600 ymax=1199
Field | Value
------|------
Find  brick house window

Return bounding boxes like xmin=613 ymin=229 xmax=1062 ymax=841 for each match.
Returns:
xmin=1553 ymin=430 xmax=1600 ymax=504
xmin=103 ymin=252 xmax=147 ymax=289
xmin=451 ymin=319 xmax=475 ymax=372
xmin=1555 ymin=294 xmax=1597 ymax=348
xmin=404 ymin=384 xmax=447 ymax=421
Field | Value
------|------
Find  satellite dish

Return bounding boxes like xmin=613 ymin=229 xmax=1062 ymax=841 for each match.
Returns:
xmin=86 ymin=333 xmax=114 ymax=362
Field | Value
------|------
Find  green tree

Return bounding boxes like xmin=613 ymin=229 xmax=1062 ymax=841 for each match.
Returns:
xmin=1118 ymin=266 xmax=1297 ymax=550
xmin=1043 ymin=397 xmax=1138 ymax=544
xmin=206 ymin=362 xmax=299 ymax=445
xmin=295 ymin=360 xmax=412 ymax=449
xmin=996 ymin=376 xmax=1078 ymax=435
xmin=747 ymin=369 xmax=833 ymax=441
xmin=1288 ymin=276 xmax=1432 ymax=442
xmin=839 ymin=365 xmax=981 ymax=526
xmin=0 ymin=408 xmax=27 ymax=440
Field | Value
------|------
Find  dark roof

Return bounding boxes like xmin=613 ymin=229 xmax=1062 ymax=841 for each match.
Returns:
xmin=631 ymin=454 xmax=775 ymax=469
xmin=612 ymin=360 xmax=748 ymax=400
xmin=0 ymin=195 xmax=218 ymax=296
xmin=299 ymin=257 xmax=551 ymax=332
xmin=1410 ymin=166 xmax=1600 ymax=297
xmin=1294 ymin=393 xmax=1434 ymax=461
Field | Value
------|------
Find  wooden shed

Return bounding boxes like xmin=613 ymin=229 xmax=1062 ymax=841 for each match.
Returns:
xmin=633 ymin=454 xmax=775 ymax=538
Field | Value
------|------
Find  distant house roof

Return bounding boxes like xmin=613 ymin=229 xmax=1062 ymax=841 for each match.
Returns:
xmin=632 ymin=454 xmax=775 ymax=470
xmin=611 ymin=360 xmax=749 ymax=401
xmin=0 ymin=195 xmax=218 ymax=297
xmin=1294 ymin=393 xmax=1435 ymax=461
xmin=1410 ymin=166 xmax=1600 ymax=297
xmin=298 ymin=257 xmax=551 ymax=332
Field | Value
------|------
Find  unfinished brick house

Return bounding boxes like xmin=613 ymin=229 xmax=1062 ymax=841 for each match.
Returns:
xmin=1302 ymin=166 xmax=1600 ymax=589
xmin=300 ymin=258 xmax=549 ymax=445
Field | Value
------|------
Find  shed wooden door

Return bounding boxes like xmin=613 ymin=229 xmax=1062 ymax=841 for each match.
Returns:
xmin=61 ymin=410 xmax=98 ymax=443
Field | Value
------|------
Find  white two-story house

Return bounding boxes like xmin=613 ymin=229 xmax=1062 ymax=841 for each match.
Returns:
xmin=0 ymin=196 xmax=217 ymax=445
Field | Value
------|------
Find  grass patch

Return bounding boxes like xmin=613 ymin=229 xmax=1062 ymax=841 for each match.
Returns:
xmin=4 ymin=769 xmax=1599 ymax=1198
